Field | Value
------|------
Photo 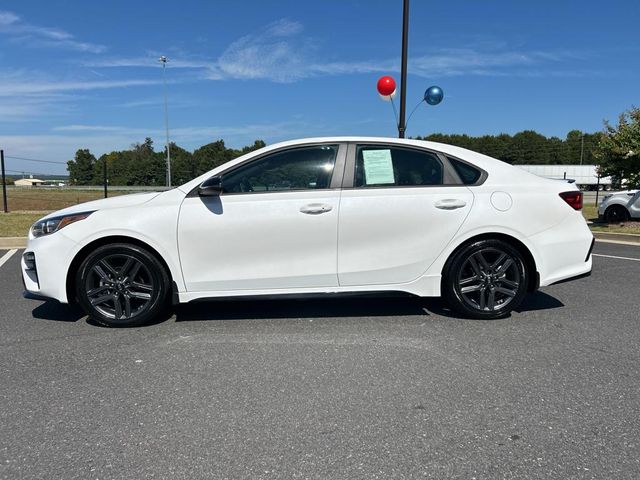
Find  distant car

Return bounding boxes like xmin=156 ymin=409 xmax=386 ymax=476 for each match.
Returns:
xmin=598 ymin=190 xmax=640 ymax=222
xmin=22 ymin=137 xmax=593 ymax=327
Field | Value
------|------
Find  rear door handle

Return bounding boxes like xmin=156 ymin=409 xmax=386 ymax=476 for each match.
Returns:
xmin=434 ymin=199 xmax=467 ymax=210
xmin=300 ymin=203 xmax=333 ymax=215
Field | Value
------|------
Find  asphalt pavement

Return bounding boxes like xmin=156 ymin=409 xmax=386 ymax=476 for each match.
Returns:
xmin=0 ymin=243 xmax=639 ymax=479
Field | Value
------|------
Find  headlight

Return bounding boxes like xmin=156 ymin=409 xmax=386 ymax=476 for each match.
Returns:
xmin=31 ymin=211 xmax=95 ymax=238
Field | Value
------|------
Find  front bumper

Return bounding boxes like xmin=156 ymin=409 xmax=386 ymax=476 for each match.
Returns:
xmin=21 ymin=232 xmax=78 ymax=303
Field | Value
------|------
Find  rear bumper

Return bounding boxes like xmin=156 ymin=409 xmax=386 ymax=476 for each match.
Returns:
xmin=530 ymin=213 xmax=594 ymax=287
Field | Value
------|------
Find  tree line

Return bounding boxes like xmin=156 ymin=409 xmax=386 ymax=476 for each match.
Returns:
xmin=67 ymin=138 xmax=266 ymax=186
xmin=417 ymin=130 xmax=601 ymax=166
xmin=66 ymin=107 xmax=639 ymax=188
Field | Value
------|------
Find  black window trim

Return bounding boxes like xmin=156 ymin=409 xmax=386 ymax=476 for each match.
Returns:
xmin=188 ymin=142 xmax=347 ymax=197
xmin=342 ymin=141 xmax=487 ymax=189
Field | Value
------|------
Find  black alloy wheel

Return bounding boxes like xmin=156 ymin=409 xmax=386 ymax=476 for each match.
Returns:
xmin=442 ymin=239 xmax=528 ymax=319
xmin=76 ymin=243 xmax=169 ymax=327
xmin=604 ymin=205 xmax=629 ymax=223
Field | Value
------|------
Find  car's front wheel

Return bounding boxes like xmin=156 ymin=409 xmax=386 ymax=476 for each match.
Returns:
xmin=442 ymin=239 xmax=528 ymax=319
xmin=75 ymin=243 xmax=170 ymax=327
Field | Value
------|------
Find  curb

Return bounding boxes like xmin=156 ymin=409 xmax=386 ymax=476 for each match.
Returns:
xmin=0 ymin=237 xmax=27 ymax=249
xmin=2 ymin=232 xmax=639 ymax=250
xmin=592 ymin=231 xmax=640 ymax=245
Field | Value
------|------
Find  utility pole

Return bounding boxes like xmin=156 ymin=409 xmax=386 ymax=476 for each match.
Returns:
xmin=398 ymin=0 xmax=410 ymax=138
xmin=159 ymin=56 xmax=172 ymax=187
xmin=1 ymin=150 xmax=8 ymax=213
xmin=580 ymin=133 xmax=584 ymax=165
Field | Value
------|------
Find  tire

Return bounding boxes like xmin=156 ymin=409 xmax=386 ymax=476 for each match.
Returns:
xmin=604 ymin=205 xmax=629 ymax=223
xmin=75 ymin=243 xmax=170 ymax=327
xmin=442 ymin=239 xmax=528 ymax=319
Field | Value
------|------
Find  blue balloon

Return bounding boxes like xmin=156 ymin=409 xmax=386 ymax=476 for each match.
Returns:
xmin=424 ymin=86 xmax=444 ymax=105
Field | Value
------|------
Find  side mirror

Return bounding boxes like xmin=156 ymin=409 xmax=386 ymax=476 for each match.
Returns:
xmin=198 ymin=176 xmax=223 ymax=196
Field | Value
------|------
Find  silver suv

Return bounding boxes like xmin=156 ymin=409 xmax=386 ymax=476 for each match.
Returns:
xmin=598 ymin=190 xmax=640 ymax=222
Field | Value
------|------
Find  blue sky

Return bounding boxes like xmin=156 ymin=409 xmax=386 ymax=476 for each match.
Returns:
xmin=1 ymin=0 xmax=638 ymax=175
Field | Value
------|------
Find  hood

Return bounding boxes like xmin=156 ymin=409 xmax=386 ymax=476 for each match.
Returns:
xmin=39 ymin=191 xmax=164 ymax=220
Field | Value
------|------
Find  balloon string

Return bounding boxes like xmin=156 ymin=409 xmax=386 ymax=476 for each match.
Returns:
xmin=390 ymin=97 xmax=399 ymax=128
xmin=405 ymin=99 xmax=425 ymax=133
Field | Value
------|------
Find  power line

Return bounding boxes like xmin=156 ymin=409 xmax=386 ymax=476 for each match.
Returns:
xmin=4 ymin=155 xmax=68 ymax=165
xmin=5 ymin=169 xmax=67 ymax=177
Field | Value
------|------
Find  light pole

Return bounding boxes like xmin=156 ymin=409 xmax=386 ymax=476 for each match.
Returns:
xmin=376 ymin=0 xmax=443 ymax=137
xmin=398 ymin=0 xmax=410 ymax=138
xmin=159 ymin=55 xmax=172 ymax=187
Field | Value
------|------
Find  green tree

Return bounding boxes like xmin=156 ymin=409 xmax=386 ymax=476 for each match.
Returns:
xmin=166 ymin=142 xmax=194 ymax=185
xmin=193 ymin=140 xmax=233 ymax=174
xmin=69 ymin=138 xmax=268 ymax=186
xmin=594 ymin=107 xmax=640 ymax=188
xmin=67 ymin=149 xmax=97 ymax=185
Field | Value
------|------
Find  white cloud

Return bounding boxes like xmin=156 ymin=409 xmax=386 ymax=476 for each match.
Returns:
xmin=0 ymin=9 xmax=106 ymax=53
xmin=81 ymin=18 xmax=572 ymax=83
xmin=0 ymin=71 xmax=161 ymax=121
xmin=84 ymin=56 xmax=217 ymax=69
xmin=0 ymin=78 xmax=160 ymax=96
xmin=51 ymin=121 xmax=306 ymax=143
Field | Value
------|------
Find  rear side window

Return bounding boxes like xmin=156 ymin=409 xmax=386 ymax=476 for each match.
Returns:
xmin=448 ymin=157 xmax=482 ymax=185
xmin=355 ymin=145 xmax=443 ymax=187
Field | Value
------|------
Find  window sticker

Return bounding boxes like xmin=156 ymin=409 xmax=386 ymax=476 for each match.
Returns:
xmin=362 ymin=149 xmax=395 ymax=185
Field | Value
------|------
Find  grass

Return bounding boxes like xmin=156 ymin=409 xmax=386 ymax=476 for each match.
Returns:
xmin=0 ymin=188 xmax=133 ymax=237
xmin=3 ymin=188 xmax=127 ymax=211
xmin=0 ymin=212 xmax=46 ymax=237
xmin=582 ymin=203 xmax=640 ymax=234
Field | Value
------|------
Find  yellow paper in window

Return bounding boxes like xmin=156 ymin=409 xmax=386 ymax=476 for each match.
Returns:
xmin=362 ymin=149 xmax=394 ymax=184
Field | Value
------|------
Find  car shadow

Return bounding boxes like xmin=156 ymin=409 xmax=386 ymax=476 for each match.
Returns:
xmin=31 ymin=301 xmax=86 ymax=322
xmin=173 ymin=290 xmax=565 ymax=323
xmin=174 ymin=293 xmax=430 ymax=322
xmin=29 ymin=291 xmax=564 ymax=325
xmin=514 ymin=291 xmax=564 ymax=313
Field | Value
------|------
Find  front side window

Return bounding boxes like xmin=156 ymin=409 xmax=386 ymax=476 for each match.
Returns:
xmin=355 ymin=145 xmax=443 ymax=188
xmin=222 ymin=145 xmax=338 ymax=193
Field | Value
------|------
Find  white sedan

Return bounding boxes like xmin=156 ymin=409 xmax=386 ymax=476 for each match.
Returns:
xmin=22 ymin=137 xmax=594 ymax=327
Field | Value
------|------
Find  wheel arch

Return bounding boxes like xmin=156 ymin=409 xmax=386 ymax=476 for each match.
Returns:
xmin=65 ymin=235 xmax=177 ymax=304
xmin=442 ymin=232 xmax=539 ymax=292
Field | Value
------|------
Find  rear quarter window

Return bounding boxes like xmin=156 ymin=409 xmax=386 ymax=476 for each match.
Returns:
xmin=448 ymin=157 xmax=482 ymax=185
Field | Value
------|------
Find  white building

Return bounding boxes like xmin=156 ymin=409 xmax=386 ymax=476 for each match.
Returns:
xmin=14 ymin=178 xmax=45 ymax=187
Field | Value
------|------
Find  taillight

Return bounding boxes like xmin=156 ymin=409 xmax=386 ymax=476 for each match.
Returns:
xmin=559 ymin=191 xmax=583 ymax=210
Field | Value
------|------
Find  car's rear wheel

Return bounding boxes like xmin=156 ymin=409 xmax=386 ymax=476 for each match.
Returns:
xmin=75 ymin=243 xmax=169 ymax=327
xmin=604 ymin=205 xmax=629 ymax=223
xmin=442 ymin=239 xmax=528 ymax=319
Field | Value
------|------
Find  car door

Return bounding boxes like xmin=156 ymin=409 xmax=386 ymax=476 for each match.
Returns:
xmin=337 ymin=143 xmax=474 ymax=286
xmin=178 ymin=143 xmax=346 ymax=292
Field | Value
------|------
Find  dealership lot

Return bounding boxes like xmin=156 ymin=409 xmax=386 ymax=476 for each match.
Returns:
xmin=1 ymin=243 xmax=639 ymax=479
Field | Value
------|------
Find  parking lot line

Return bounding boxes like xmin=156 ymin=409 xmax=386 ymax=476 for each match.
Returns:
xmin=593 ymin=253 xmax=640 ymax=262
xmin=0 ymin=249 xmax=18 ymax=269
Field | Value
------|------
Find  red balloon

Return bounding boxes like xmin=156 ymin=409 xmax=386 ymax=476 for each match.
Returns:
xmin=377 ymin=76 xmax=396 ymax=97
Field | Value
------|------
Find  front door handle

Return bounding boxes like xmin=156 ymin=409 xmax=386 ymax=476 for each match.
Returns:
xmin=435 ymin=199 xmax=467 ymax=210
xmin=300 ymin=203 xmax=333 ymax=215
